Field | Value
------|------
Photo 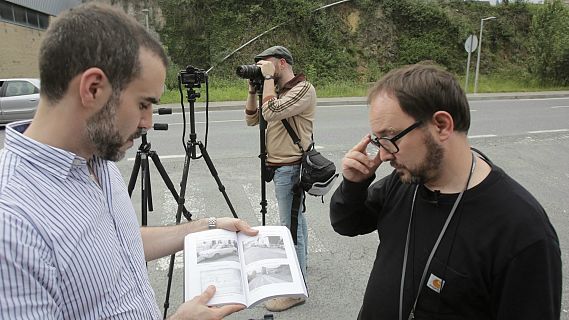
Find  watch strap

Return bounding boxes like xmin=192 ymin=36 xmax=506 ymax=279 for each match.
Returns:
xmin=208 ymin=216 xmax=217 ymax=229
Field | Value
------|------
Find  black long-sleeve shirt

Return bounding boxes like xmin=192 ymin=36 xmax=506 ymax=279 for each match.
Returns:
xmin=330 ymin=165 xmax=561 ymax=320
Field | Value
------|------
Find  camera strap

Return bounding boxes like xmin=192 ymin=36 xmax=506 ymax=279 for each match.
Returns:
xmin=281 ymin=119 xmax=305 ymax=152
xmin=280 ymin=119 xmax=309 ymax=244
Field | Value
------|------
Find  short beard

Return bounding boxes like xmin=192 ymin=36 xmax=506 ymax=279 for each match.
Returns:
xmin=274 ymin=70 xmax=280 ymax=81
xmin=86 ymin=92 xmax=125 ymax=162
xmin=398 ymin=132 xmax=444 ymax=184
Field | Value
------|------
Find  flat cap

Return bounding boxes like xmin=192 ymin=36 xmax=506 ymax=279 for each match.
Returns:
xmin=254 ymin=46 xmax=294 ymax=65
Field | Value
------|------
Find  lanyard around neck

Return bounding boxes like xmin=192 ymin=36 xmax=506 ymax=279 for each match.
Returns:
xmin=399 ymin=152 xmax=476 ymax=320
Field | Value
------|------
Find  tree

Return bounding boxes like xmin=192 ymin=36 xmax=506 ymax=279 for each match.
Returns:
xmin=529 ymin=0 xmax=569 ymax=85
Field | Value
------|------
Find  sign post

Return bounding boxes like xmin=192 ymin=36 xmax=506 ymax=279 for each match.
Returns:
xmin=464 ymin=34 xmax=478 ymax=93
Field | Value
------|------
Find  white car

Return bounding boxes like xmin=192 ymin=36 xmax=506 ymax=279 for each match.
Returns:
xmin=197 ymin=246 xmax=237 ymax=263
xmin=0 ymin=78 xmax=40 ymax=124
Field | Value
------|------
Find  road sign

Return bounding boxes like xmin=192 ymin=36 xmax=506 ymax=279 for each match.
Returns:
xmin=464 ymin=34 xmax=478 ymax=53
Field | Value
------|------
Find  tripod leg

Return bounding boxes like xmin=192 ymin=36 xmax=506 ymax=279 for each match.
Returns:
xmin=128 ymin=152 xmax=142 ymax=197
xmin=163 ymin=147 xmax=193 ymax=319
xmin=197 ymin=142 xmax=238 ymax=218
xmin=258 ymin=100 xmax=268 ymax=225
xmin=140 ymin=154 xmax=150 ymax=226
xmin=149 ymin=151 xmax=192 ymax=222
xmin=145 ymin=155 xmax=154 ymax=212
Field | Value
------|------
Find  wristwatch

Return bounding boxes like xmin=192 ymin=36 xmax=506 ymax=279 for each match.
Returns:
xmin=208 ymin=216 xmax=217 ymax=229
xmin=264 ymin=75 xmax=274 ymax=80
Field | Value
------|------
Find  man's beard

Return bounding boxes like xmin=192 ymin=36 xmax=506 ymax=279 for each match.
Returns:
xmin=392 ymin=132 xmax=444 ymax=185
xmin=272 ymin=61 xmax=281 ymax=82
xmin=273 ymin=70 xmax=281 ymax=82
xmin=86 ymin=93 xmax=141 ymax=162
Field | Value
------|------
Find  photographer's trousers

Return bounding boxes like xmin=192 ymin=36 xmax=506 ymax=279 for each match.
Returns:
xmin=274 ymin=164 xmax=307 ymax=276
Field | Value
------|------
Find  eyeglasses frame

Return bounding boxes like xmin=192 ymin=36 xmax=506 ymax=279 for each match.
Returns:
xmin=370 ymin=121 xmax=422 ymax=154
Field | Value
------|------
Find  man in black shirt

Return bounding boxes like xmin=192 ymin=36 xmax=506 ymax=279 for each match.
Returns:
xmin=329 ymin=63 xmax=561 ymax=319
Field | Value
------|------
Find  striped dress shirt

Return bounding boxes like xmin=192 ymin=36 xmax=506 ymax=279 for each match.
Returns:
xmin=0 ymin=121 xmax=161 ymax=319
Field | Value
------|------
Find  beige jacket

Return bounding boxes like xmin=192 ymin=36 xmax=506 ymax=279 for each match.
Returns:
xmin=246 ymin=74 xmax=316 ymax=165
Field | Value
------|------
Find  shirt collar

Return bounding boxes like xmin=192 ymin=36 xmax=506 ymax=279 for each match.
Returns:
xmin=279 ymin=73 xmax=306 ymax=95
xmin=5 ymin=120 xmax=88 ymax=179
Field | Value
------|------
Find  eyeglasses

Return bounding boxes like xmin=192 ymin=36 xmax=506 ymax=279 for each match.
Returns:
xmin=370 ymin=121 xmax=422 ymax=154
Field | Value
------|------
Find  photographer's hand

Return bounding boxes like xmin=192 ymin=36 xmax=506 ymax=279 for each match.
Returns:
xmin=169 ymin=285 xmax=245 ymax=320
xmin=248 ymin=81 xmax=256 ymax=95
xmin=342 ymin=135 xmax=382 ymax=183
xmin=257 ymin=60 xmax=275 ymax=78
xmin=245 ymin=80 xmax=258 ymax=115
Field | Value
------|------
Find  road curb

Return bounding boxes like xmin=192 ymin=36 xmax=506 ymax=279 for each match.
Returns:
xmin=154 ymin=91 xmax=569 ymax=114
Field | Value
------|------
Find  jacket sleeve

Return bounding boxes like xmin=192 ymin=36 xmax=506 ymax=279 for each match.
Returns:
xmin=245 ymin=108 xmax=260 ymax=126
xmin=493 ymin=238 xmax=561 ymax=320
xmin=262 ymin=81 xmax=316 ymax=121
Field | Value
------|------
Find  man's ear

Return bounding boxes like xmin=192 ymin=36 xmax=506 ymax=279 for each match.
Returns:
xmin=431 ymin=110 xmax=454 ymax=141
xmin=78 ymin=67 xmax=111 ymax=111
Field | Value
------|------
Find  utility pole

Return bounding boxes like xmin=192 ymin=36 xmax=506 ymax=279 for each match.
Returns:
xmin=141 ymin=8 xmax=149 ymax=30
xmin=474 ymin=16 xmax=496 ymax=93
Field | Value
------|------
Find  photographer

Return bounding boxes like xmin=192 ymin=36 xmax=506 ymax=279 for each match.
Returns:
xmin=244 ymin=46 xmax=316 ymax=312
xmin=0 ymin=4 xmax=257 ymax=320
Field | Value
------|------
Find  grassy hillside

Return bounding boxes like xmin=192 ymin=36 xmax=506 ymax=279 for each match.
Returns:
xmin=156 ymin=0 xmax=569 ymax=102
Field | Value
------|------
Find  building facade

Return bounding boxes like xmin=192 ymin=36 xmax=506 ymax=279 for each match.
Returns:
xmin=0 ymin=0 xmax=160 ymax=78
xmin=0 ymin=0 xmax=80 ymax=77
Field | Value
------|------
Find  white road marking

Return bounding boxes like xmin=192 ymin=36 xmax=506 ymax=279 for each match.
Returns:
xmin=491 ymin=97 xmax=569 ymax=102
xmin=157 ymin=119 xmax=243 ymax=126
xmin=527 ymin=129 xmax=569 ymax=134
xmin=468 ymin=134 xmax=497 ymax=138
xmin=127 ymin=146 xmax=327 ymax=161
xmin=550 ymin=106 xmax=569 ymax=109
xmin=128 ymin=154 xmax=185 ymax=161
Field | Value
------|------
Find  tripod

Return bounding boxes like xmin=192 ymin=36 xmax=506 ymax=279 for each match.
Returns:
xmin=252 ymin=80 xmax=269 ymax=226
xmin=127 ymin=128 xmax=191 ymax=226
xmin=163 ymin=67 xmax=238 ymax=318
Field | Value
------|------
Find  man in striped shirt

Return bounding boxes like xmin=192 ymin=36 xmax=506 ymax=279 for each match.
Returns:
xmin=0 ymin=3 xmax=257 ymax=320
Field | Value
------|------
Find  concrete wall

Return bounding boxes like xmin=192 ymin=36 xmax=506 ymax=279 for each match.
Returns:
xmin=0 ymin=21 xmax=45 ymax=78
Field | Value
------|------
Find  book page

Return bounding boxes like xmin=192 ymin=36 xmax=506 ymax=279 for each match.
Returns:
xmin=184 ymin=229 xmax=246 ymax=306
xmin=238 ymin=226 xmax=308 ymax=307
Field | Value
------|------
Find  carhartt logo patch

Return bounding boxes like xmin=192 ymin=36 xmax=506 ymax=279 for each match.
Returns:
xmin=427 ymin=273 xmax=445 ymax=293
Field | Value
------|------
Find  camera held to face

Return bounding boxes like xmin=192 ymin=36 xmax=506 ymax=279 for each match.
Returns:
xmin=236 ymin=64 xmax=264 ymax=81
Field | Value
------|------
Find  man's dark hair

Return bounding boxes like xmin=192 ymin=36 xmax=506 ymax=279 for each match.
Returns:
xmin=368 ymin=63 xmax=471 ymax=133
xmin=39 ymin=3 xmax=168 ymax=103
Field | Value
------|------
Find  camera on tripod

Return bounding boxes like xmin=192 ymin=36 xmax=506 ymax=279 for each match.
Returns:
xmin=180 ymin=65 xmax=208 ymax=88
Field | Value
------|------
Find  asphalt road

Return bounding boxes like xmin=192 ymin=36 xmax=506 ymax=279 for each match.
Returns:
xmin=128 ymin=95 xmax=569 ymax=320
xmin=0 ymin=94 xmax=568 ymax=319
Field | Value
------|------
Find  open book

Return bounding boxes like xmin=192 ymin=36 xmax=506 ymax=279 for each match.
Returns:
xmin=184 ymin=225 xmax=308 ymax=307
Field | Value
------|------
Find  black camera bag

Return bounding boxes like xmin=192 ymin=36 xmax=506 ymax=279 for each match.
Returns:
xmin=299 ymin=143 xmax=337 ymax=195
xmin=280 ymin=118 xmax=338 ymax=244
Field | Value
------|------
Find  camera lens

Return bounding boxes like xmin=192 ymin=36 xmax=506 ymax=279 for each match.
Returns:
xmin=236 ymin=64 xmax=263 ymax=80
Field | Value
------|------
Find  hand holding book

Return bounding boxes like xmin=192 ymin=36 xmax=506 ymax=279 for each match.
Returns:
xmin=170 ymin=285 xmax=245 ymax=320
xmin=184 ymin=226 xmax=308 ymax=308
xmin=209 ymin=217 xmax=259 ymax=237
